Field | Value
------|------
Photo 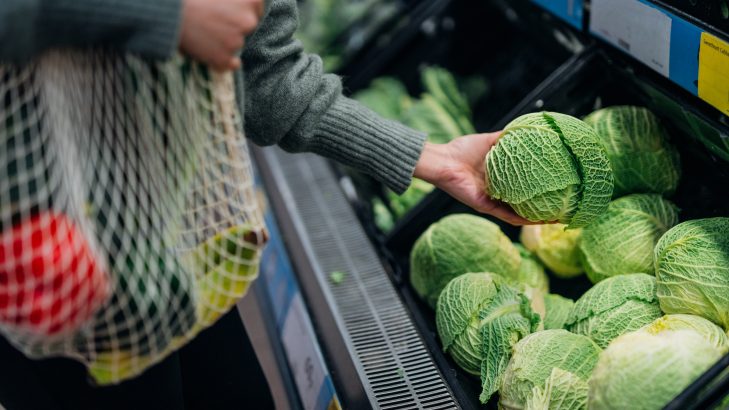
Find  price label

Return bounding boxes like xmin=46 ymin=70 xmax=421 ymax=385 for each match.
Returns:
xmin=698 ymin=32 xmax=729 ymax=116
xmin=590 ymin=0 xmax=672 ymax=77
xmin=282 ymin=294 xmax=333 ymax=409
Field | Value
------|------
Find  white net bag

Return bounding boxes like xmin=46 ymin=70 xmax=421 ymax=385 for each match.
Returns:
xmin=0 ymin=51 xmax=266 ymax=385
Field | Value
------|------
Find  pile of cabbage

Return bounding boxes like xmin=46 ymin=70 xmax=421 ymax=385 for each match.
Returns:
xmin=353 ymin=67 xmax=484 ymax=232
xmin=409 ymin=106 xmax=729 ymax=409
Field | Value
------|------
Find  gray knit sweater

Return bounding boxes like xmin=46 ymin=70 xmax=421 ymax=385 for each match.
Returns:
xmin=0 ymin=0 xmax=426 ymax=193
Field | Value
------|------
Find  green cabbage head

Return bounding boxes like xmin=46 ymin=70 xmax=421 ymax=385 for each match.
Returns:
xmin=435 ymin=273 xmax=540 ymax=403
xmin=642 ymin=314 xmax=729 ymax=353
xmin=588 ymin=330 xmax=722 ymax=410
xmin=512 ymin=245 xmax=549 ymax=328
xmin=584 ymin=106 xmax=681 ymax=198
xmin=410 ymin=214 xmax=521 ymax=307
xmin=500 ymin=329 xmax=601 ymax=410
xmin=543 ymin=294 xmax=574 ymax=330
xmin=565 ymin=273 xmax=663 ymax=348
xmin=520 ymin=224 xmax=583 ymax=278
xmin=485 ymin=112 xmax=613 ymax=228
xmin=655 ymin=217 xmax=729 ymax=329
xmin=514 ymin=244 xmax=550 ymax=294
xmin=578 ymin=194 xmax=679 ymax=284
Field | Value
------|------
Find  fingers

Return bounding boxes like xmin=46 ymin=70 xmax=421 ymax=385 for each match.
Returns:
xmin=251 ymin=0 xmax=265 ymax=19
xmin=484 ymin=203 xmax=538 ymax=226
xmin=202 ymin=43 xmax=243 ymax=71
xmin=179 ymin=0 xmax=262 ymax=71
xmin=232 ymin=0 xmax=264 ymax=35
xmin=470 ymin=193 xmax=535 ymax=226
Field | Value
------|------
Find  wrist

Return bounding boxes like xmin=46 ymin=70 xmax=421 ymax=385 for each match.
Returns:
xmin=414 ymin=142 xmax=451 ymax=185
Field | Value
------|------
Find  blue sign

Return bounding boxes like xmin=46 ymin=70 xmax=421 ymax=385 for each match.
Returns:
xmin=589 ymin=0 xmax=704 ymax=97
xmin=255 ymin=173 xmax=340 ymax=410
xmin=532 ymin=0 xmax=584 ymax=30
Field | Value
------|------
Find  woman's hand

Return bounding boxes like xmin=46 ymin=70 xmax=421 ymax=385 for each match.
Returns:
xmin=179 ymin=0 xmax=265 ymax=71
xmin=414 ymin=132 xmax=535 ymax=226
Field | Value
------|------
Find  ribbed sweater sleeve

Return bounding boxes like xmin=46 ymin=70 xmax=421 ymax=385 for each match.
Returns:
xmin=0 ymin=0 xmax=182 ymax=63
xmin=242 ymin=0 xmax=427 ymax=194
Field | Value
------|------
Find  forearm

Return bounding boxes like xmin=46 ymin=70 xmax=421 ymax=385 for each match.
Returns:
xmin=241 ymin=0 xmax=426 ymax=193
xmin=0 ymin=0 xmax=183 ymax=63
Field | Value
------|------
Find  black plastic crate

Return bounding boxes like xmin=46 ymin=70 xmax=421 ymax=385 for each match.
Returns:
xmin=335 ymin=0 xmax=453 ymax=82
xmin=297 ymin=0 xmax=434 ymax=73
xmin=336 ymin=0 xmax=583 ymax=264
xmin=372 ymin=48 xmax=729 ymax=409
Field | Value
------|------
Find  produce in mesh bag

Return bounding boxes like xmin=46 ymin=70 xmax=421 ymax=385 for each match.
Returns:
xmin=0 ymin=52 xmax=266 ymax=384
xmin=584 ymin=106 xmax=681 ymax=198
xmin=578 ymin=194 xmax=679 ymax=284
xmin=655 ymin=217 xmax=729 ymax=329
xmin=0 ymin=211 xmax=110 ymax=337
xmin=410 ymin=214 xmax=521 ymax=308
xmin=435 ymin=272 xmax=539 ymax=402
xmin=194 ymin=224 xmax=268 ymax=326
xmin=485 ymin=112 xmax=613 ymax=228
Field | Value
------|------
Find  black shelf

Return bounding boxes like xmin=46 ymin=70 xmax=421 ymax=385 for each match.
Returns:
xmin=648 ymin=0 xmax=729 ymax=40
xmin=336 ymin=0 xmax=584 ymax=262
xmin=350 ymin=48 xmax=729 ymax=409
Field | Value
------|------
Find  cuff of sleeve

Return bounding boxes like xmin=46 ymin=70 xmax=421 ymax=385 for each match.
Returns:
xmin=309 ymin=96 xmax=427 ymax=194
xmin=42 ymin=0 xmax=183 ymax=60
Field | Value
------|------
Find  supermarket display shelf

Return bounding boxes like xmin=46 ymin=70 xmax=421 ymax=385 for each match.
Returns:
xmin=532 ymin=0 xmax=729 ymax=117
xmin=253 ymin=145 xmax=459 ymax=409
xmin=358 ymin=48 xmax=729 ymax=410
xmin=531 ymin=0 xmax=586 ymax=30
xmin=339 ymin=0 xmax=583 ymax=256
xmin=258 ymin=1 xmax=729 ymax=408
xmin=377 ymin=51 xmax=589 ymax=273
xmin=645 ymin=0 xmax=729 ymax=40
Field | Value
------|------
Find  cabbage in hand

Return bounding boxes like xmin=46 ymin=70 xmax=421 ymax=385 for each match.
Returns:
xmin=584 ymin=106 xmax=680 ymax=198
xmin=435 ymin=273 xmax=539 ymax=403
xmin=655 ymin=217 xmax=729 ymax=329
xmin=565 ymin=273 xmax=663 ymax=348
xmin=485 ymin=112 xmax=613 ymax=228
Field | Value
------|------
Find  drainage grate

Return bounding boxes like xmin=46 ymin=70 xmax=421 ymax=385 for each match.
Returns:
xmin=262 ymin=147 xmax=458 ymax=410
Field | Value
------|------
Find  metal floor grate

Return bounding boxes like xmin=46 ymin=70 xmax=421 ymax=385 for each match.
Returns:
xmin=263 ymin=147 xmax=458 ymax=410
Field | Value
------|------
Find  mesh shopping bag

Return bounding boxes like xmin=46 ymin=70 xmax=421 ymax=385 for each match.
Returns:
xmin=0 ymin=50 xmax=266 ymax=384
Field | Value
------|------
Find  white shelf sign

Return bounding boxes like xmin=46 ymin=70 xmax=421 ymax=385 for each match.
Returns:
xmin=590 ymin=0 xmax=672 ymax=77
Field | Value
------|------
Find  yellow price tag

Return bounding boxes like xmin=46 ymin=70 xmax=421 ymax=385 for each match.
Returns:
xmin=698 ymin=32 xmax=729 ymax=116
